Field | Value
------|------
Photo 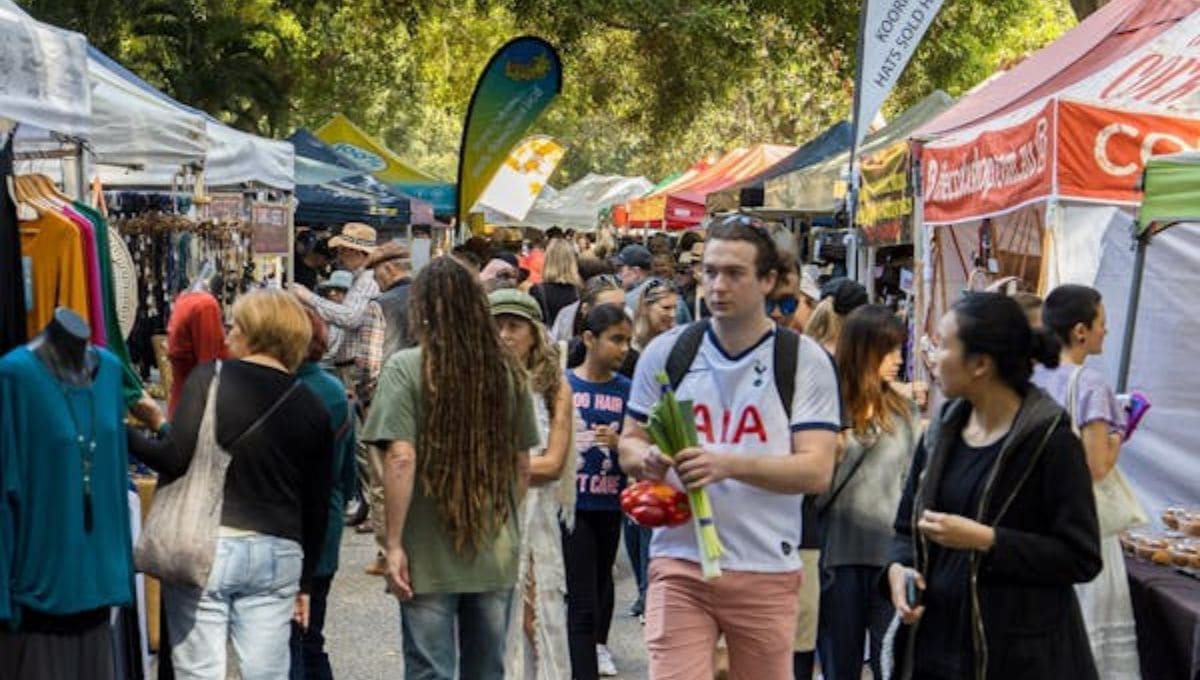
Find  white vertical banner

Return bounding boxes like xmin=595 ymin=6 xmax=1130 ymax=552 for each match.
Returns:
xmin=853 ymin=0 xmax=945 ymax=146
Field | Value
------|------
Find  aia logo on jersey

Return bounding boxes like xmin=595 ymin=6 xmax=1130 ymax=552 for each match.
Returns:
xmin=692 ymin=404 xmax=767 ymax=444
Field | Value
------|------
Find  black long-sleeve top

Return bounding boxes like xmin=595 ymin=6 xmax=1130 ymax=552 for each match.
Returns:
xmin=129 ymin=360 xmax=333 ymax=591
xmin=886 ymin=389 xmax=1101 ymax=680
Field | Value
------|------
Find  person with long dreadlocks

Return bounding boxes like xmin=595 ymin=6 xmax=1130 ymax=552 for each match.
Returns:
xmin=361 ymin=256 xmax=542 ymax=680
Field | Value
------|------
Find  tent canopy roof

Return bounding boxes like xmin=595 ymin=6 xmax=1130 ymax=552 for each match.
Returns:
xmin=765 ymin=91 xmax=954 ymax=212
xmin=706 ymin=122 xmax=852 ymax=213
xmin=520 ymin=173 xmax=654 ymax=230
xmin=1139 ymin=150 xmax=1200 ymax=229
xmin=919 ymin=0 xmax=1200 ymax=141
xmin=0 ymin=2 xmax=90 ymax=137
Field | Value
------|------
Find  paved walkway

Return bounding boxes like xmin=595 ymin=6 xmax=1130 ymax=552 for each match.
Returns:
xmin=324 ymin=528 xmax=650 ymax=678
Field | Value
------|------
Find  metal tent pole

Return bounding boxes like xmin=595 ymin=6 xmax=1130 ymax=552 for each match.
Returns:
xmin=1116 ymin=233 xmax=1149 ymax=393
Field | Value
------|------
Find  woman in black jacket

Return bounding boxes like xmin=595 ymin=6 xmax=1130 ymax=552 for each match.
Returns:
xmin=884 ymin=292 xmax=1101 ymax=680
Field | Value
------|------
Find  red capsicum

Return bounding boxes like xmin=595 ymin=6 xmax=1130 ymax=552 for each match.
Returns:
xmin=620 ymin=481 xmax=691 ymax=528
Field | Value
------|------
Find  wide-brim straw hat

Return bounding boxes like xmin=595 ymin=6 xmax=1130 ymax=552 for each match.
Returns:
xmin=328 ymin=222 xmax=378 ymax=254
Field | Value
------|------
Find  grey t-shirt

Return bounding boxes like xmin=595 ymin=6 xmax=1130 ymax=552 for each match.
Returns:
xmin=818 ymin=404 xmax=919 ymax=568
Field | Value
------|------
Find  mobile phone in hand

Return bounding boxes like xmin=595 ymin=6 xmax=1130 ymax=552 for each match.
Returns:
xmin=905 ymin=572 xmax=923 ymax=608
xmin=1117 ymin=391 xmax=1151 ymax=441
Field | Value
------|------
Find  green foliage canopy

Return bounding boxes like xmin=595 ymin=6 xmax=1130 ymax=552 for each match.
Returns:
xmin=19 ymin=0 xmax=1076 ymax=185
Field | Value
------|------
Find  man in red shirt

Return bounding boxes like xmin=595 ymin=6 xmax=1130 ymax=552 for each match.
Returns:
xmin=166 ymin=279 xmax=227 ymax=416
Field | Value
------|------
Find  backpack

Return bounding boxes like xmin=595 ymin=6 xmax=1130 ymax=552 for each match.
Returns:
xmin=664 ymin=319 xmax=800 ymax=419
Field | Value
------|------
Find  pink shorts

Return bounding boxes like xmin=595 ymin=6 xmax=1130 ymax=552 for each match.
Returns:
xmin=644 ymin=558 xmax=803 ymax=680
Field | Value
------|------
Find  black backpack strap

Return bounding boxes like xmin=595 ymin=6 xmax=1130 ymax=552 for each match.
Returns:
xmin=665 ymin=320 xmax=710 ymax=391
xmin=773 ymin=326 xmax=800 ymax=420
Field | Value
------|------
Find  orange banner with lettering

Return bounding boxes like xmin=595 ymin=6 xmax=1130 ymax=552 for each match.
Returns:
xmin=1058 ymin=100 xmax=1200 ymax=203
xmin=921 ymin=101 xmax=1054 ymax=224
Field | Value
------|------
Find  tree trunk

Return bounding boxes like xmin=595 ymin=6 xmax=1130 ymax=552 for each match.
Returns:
xmin=1070 ymin=0 xmax=1113 ymax=22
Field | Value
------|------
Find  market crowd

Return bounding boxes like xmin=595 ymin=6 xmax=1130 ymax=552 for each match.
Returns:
xmin=2 ymin=217 xmax=1144 ymax=680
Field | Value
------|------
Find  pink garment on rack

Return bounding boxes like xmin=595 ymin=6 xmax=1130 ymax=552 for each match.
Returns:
xmin=61 ymin=205 xmax=107 ymax=346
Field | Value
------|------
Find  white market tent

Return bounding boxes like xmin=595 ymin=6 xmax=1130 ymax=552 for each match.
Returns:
xmin=519 ymin=173 xmax=654 ymax=231
xmin=92 ymin=54 xmax=295 ymax=191
xmin=1088 ymin=199 xmax=1200 ymax=523
xmin=0 ymin=0 xmax=293 ymax=190
xmin=0 ymin=3 xmax=89 ymax=137
xmin=0 ymin=3 xmax=90 ymax=137
xmin=87 ymin=47 xmax=207 ymax=172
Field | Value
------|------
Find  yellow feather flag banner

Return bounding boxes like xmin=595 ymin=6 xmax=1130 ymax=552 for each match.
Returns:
xmin=474 ymin=135 xmax=566 ymax=222
xmin=457 ymin=37 xmax=562 ymax=230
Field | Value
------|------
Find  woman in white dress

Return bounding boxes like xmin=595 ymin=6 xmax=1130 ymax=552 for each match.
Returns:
xmin=489 ymin=288 xmax=576 ymax=680
xmin=1035 ymin=285 xmax=1142 ymax=679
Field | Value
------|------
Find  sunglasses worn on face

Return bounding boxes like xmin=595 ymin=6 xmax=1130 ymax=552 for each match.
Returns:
xmin=765 ymin=295 xmax=799 ymax=316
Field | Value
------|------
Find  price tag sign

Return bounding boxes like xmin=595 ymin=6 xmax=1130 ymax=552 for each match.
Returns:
xmin=251 ymin=203 xmax=289 ymax=255
xmin=206 ymin=193 xmax=245 ymax=222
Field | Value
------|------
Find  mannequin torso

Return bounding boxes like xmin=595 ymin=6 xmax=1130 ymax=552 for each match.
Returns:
xmin=27 ymin=308 xmax=97 ymax=386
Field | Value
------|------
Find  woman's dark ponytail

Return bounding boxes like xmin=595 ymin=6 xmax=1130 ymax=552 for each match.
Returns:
xmin=1030 ymin=328 xmax=1062 ymax=369
xmin=953 ymin=292 xmax=1050 ymax=393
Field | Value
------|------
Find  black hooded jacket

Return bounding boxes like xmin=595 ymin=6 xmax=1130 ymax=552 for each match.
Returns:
xmin=886 ymin=387 xmax=1102 ymax=680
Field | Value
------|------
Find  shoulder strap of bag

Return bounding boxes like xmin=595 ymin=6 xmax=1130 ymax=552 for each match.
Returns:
xmin=773 ymin=326 xmax=799 ymax=420
xmin=1066 ymin=364 xmax=1084 ymax=436
xmin=227 ymin=379 xmax=304 ymax=450
xmin=818 ymin=405 xmax=914 ymax=518
xmin=665 ymin=320 xmax=710 ymax=391
xmin=667 ymin=319 xmax=798 ymax=419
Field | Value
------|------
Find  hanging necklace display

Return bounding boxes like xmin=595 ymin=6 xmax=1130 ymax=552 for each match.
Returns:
xmin=56 ymin=373 xmax=98 ymax=533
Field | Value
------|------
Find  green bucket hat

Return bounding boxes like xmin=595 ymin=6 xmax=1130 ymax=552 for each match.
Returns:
xmin=488 ymin=288 xmax=543 ymax=323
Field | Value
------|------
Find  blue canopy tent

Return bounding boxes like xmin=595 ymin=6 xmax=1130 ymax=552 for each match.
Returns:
xmin=289 ymin=129 xmax=436 ymax=228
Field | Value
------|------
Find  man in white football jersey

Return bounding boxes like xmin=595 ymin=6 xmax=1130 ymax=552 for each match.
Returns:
xmin=619 ymin=214 xmax=840 ymax=680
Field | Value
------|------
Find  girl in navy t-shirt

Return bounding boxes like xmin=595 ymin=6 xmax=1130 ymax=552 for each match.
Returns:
xmin=563 ymin=303 xmax=632 ymax=679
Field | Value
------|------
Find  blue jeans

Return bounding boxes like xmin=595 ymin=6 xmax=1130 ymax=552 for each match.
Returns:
xmin=816 ymin=564 xmax=893 ymax=680
xmin=163 ymin=534 xmax=303 ymax=680
xmin=622 ymin=516 xmax=651 ymax=599
xmin=289 ymin=575 xmax=333 ymax=680
xmin=399 ymin=589 xmax=513 ymax=680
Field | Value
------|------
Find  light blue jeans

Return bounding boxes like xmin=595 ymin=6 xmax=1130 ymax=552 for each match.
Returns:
xmin=400 ymin=589 xmax=513 ymax=680
xmin=164 ymin=534 xmax=303 ymax=680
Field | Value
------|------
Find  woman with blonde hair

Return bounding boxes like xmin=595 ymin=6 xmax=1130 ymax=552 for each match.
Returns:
xmin=631 ymin=279 xmax=679 ymax=355
xmin=489 ymin=289 xmax=576 ymax=680
xmin=806 ymin=278 xmax=867 ymax=354
xmin=530 ymin=238 xmax=583 ymax=325
xmin=130 ymin=289 xmax=335 ymax=679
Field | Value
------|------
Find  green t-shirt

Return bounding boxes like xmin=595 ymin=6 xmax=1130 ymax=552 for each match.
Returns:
xmin=361 ymin=347 xmax=540 ymax=594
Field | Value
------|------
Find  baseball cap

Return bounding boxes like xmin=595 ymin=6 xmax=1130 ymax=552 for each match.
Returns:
xmin=820 ymin=277 xmax=868 ymax=315
xmin=617 ymin=244 xmax=653 ymax=270
xmin=488 ymin=288 xmax=543 ymax=323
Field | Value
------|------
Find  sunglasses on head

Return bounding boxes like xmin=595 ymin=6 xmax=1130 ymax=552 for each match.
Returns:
xmin=644 ymin=277 xmax=678 ymax=293
xmin=588 ymin=273 xmax=621 ymax=288
xmin=717 ymin=213 xmax=769 ymax=233
xmin=765 ymin=295 xmax=799 ymax=316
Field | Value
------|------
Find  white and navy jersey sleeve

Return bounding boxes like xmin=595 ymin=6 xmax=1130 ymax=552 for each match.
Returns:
xmin=790 ymin=335 xmax=842 ymax=433
xmin=626 ymin=326 xmax=686 ymax=423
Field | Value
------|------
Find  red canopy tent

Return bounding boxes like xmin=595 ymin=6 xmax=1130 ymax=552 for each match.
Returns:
xmin=912 ymin=0 xmax=1200 ymax=526
xmin=628 ymin=144 xmax=795 ymax=229
xmin=913 ymin=0 xmax=1200 ymax=321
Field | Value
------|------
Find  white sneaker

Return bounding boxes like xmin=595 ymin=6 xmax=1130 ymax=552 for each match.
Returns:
xmin=596 ymin=644 xmax=618 ymax=677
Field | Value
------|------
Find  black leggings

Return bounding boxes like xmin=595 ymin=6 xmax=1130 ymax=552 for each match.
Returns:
xmin=562 ymin=509 xmax=621 ymax=680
